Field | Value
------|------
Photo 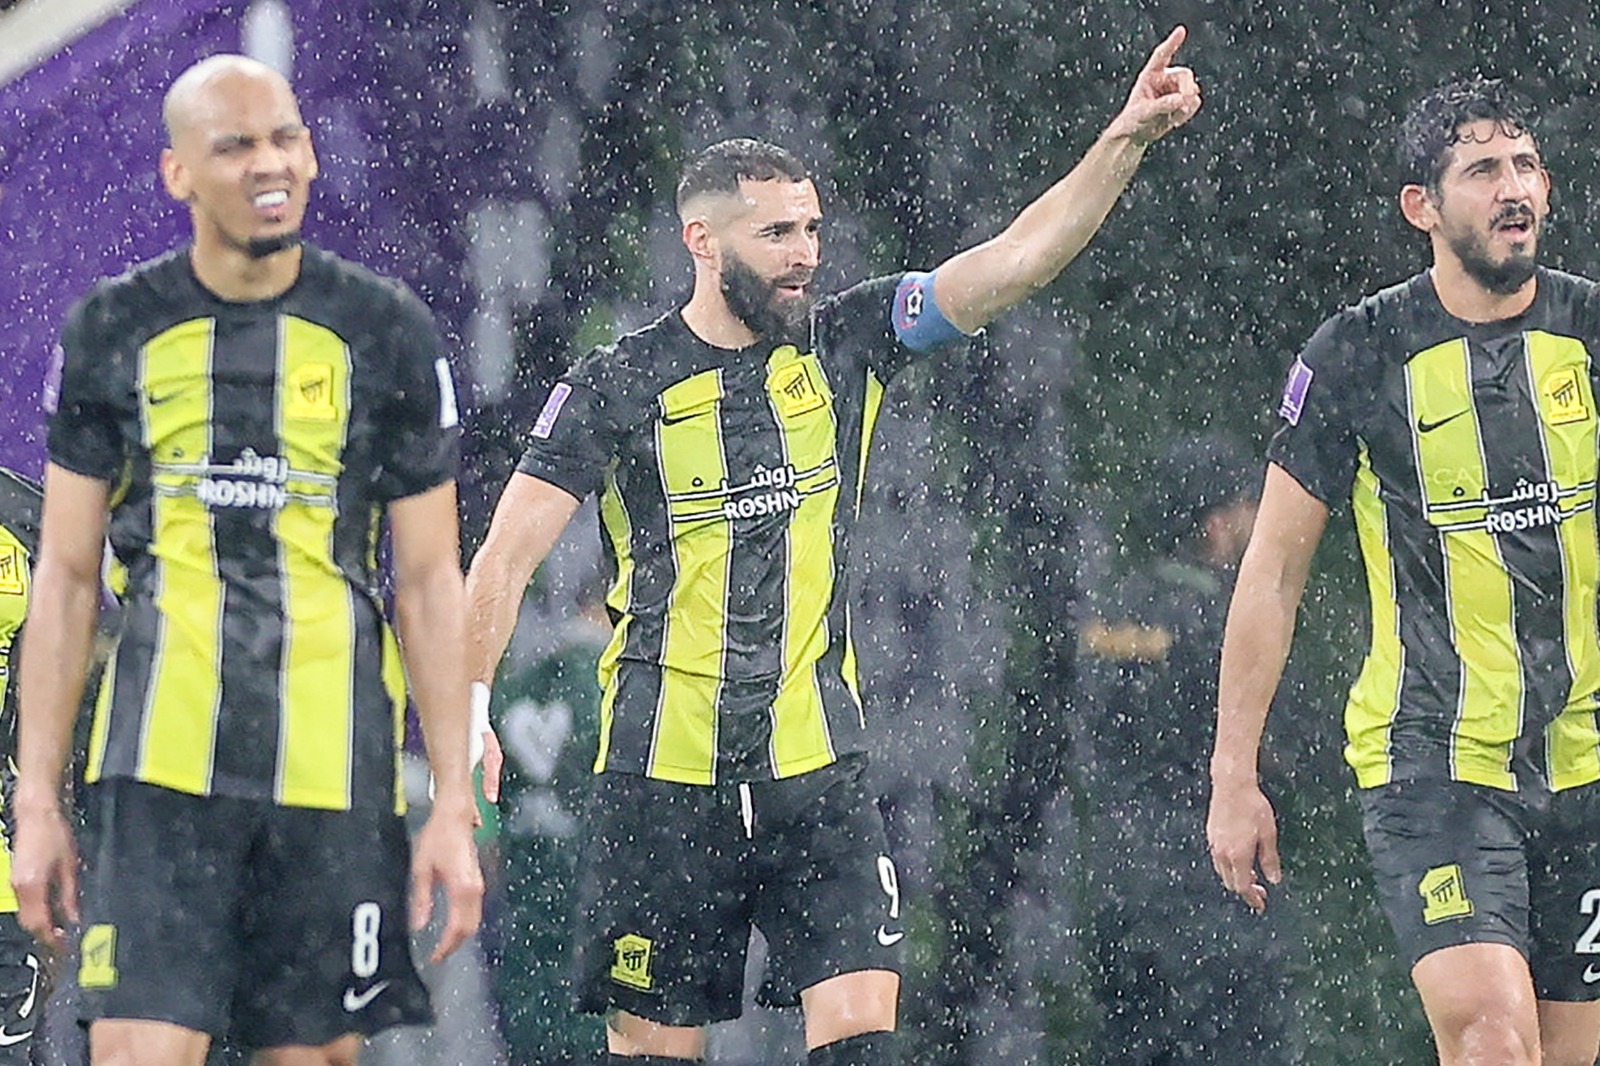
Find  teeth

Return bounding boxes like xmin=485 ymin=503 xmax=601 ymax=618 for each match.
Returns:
xmin=254 ymin=190 xmax=289 ymax=208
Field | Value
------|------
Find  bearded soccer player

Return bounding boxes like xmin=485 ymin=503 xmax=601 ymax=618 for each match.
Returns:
xmin=1208 ymin=78 xmax=1600 ymax=1066
xmin=466 ymin=28 xmax=1200 ymax=1066
xmin=12 ymin=55 xmax=483 ymax=1066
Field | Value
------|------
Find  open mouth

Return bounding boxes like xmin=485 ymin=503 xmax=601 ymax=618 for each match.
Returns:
xmin=1492 ymin=212 xmax=1534 ymax=240
xmin=253 ymin=189 xmax=290 ymax=220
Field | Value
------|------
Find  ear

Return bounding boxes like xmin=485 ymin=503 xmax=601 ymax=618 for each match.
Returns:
xmin=305 ymin=128 xmax=319 ymax=183
xmin=682 ymin=217 xmax=718 ymax=268
xmin=159 ymin=146 xmax=191 ymax=203
xmin=1400 ymin=183 xmax=1437 ymax=234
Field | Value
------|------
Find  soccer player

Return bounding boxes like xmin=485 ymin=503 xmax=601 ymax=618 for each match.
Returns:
xmin=12 ymin=55 xmax=483 ymax=1066
xmin=1208 ymin=78 xmax=1600 ymax=1066
xmin=466 ymin=28 xmax=1200 ymax=1066
xmin=0 ymin=469 xmax=47 ymax=1063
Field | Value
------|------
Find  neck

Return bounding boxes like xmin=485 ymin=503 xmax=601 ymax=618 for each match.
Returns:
xmin=189 ymin=239 xmax=303 ymax=302
xmin=680 ymin=278 xmax=758 ymax=349
xmin=1428 ymin=258 xmax=1537 ymax=324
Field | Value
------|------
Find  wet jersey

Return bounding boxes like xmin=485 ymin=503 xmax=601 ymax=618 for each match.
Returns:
xmin=518 ymin=274 xmax=964 ymax=784
xmin=1270 ymin=268 xmax=1600 ymax=792
xmin=0 ymin=470 xmax=40 ymax=914
xmin=47 ymin=245 xmax=458 ymax=813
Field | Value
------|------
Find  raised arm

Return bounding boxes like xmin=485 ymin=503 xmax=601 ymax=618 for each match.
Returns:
xmin=1205 ymin=463 xmax=1328 ymax=912
xmin=13 ymin=464 xmax=110 ymax=947
xmin=933 ymin=25 xmax=1202 ymax=333
xmin=387 ymin=480 xmax=484 ymax=962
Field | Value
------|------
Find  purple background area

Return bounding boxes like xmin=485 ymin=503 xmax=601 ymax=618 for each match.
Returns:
xmin=0 ymin=0 xmax=479 ymax=477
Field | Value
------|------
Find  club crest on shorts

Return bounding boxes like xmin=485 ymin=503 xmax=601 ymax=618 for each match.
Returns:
xmin=610 ymin=933 xmax=655 ymax=991
xmin=79 ymin=924 xmax=119 ymax=989
xmin=1418 ymin=863 xmax=1474 ymax=925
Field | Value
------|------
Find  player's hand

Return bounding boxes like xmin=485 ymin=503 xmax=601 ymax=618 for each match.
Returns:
xmin=1205 ymin=776 xmax=1281 ymax=913
xmin=11 ymin=798 xmax=79 ymax=950
xmin=409 ymin=795 xmax=485 ymax=964
xmin=1105 ymin=25 xmax=1203 ymax=147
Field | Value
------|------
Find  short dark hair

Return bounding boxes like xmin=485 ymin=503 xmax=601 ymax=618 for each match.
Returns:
xmin=676 ymin=138 xmax=809 ymax=214
xmin=1397 ymin=76 xmax=1538 ymax=189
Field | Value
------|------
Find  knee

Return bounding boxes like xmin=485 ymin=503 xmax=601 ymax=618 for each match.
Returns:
xmin=1433 ymin=1012 xmax=1538 ymax=1066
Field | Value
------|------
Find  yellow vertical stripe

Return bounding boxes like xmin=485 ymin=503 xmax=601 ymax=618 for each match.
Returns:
xmin=1408 ymin=339 xmax=1518 ymax=789
xmin=840 ymin=370 xmax=887 ymax=711
xmin=593 ymin=477 xmax=634 ymax=773
xmin=85 ymin=644 xmax=117 ymax=782
xmin=654 ymin=370 xmax=728 ymax=783
xmin=767 ymin=350 xmax=840 ymax=775
xmin=1526 ymin=331 xmax=1600 ymax=788
xmin=1345 ymin=446 xmax=1402 ymax=788
xmin=136 ymin=320 xmax=222 ymax=793
xmin=275 ymin=316 xmax=355 ymax=808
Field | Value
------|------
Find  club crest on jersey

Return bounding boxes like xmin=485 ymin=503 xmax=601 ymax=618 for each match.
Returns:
xmin=610 ymin=933 xmax=655 ymax=991
xmin=767 ymin=348 xmax=826 ymax=418
xmin=1418 ymin=864 xmax=1474 ymax=925
xmin=1540 ymin=366 xmax=1591 ymax=426
xmin=286 ymin=363 xmax=338 ymax=422
xmin=80 ymin=924 xmax=119 ymax=989
xmin=0 ymin=546 xmax=23 ymax=596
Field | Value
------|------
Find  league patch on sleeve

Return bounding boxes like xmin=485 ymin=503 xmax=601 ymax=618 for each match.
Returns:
xmin=42 ymin=343 xmax=64 ymax=415
xmin=434 ymin=357 xmax=460 ymax=429
xmin=532 ymin=383 xmax=573 ymax=440
xmin=1278 ymin=357 xmax=1314 ymax=426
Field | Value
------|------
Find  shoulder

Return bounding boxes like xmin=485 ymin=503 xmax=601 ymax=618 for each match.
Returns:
xmin=299 ymin=245 xmax=433 ymax=327
xmin=814 ymin=275 xmax=900 ymax=322
xmin=569 ymin=310 xmax=686 ymax=394
xmin=67 ymin=249 xmax=191 ymax=338
xmin=1299 ymin=273 xmax=1431 ymax=371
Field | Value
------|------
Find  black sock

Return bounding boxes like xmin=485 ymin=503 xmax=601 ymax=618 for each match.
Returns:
xmin=605 ymin=1056 xmax=700 ymax=1065
xmin=807 ymin=1030 xmax=900 ymax=1066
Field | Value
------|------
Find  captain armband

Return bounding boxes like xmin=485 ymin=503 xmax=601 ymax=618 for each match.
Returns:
xmin=892 ymin=270 xmax=969 ymax=353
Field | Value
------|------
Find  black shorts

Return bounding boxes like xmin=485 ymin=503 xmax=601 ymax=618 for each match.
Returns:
xmin=0 ymin=913 xmax=41 ymax=1064
xmin=572 ymin=754 xmax=904 ymax=1026
xmin=78 ymin=779 xmax=432 ymax=1048
xmin=1360 ymin=778 xmax=1600 ymax=1001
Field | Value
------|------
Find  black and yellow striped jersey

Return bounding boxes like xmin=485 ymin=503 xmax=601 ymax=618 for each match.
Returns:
xmin=1271 ymin=267 xmax=1600 ymax=793
xmin=518 ymin=274 xmax=963 ymax=784
xmin=0 ymin=470 xmax=40 ymax=913
xmin=46 ymin=245 xmax=459 ymax=813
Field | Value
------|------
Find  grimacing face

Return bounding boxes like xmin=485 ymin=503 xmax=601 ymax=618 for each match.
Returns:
xmin=163 ymin=67 xmax=318 ymax=260
xmin=1428 ymin=120 xmax=1549 ymax=295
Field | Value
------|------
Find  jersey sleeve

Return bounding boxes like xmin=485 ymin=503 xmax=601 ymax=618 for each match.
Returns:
xmin=515 ymin=348 xmax=623 ymax=502
xmin=817 ymin=272 xmax=974 ymax=383
xmin=1265 ymin=313 xmax=1363 ymax=507
xmin=373 ymin=285 xmax=460 ymax=501
xmin=46 ymin=287 xmax=127 ymax=482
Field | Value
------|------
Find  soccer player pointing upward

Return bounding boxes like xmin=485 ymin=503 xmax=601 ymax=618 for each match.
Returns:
xmin=468 ymin=28 xmax=1198 ymax=1066
xmin=1209 ymin=79 xmax=1600 ymax=1066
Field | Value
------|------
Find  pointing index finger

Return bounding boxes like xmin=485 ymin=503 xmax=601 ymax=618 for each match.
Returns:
xmin=1142 ymin=25 xmax=1188 ymax=77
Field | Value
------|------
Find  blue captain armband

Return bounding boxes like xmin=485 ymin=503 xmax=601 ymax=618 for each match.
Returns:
xmin=892 ymin=271 xmax=969 ymax=353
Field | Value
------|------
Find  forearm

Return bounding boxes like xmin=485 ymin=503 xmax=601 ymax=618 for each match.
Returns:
xmin=396 ymin=560 xmax=474 ymax=808
xmin=1211 ymin=566 xmax=1302 ymax=789
xmin=16 ymin=558 xmax=101 ymax=810
xmin=937 ymin=130 xmax=1149 ymax=332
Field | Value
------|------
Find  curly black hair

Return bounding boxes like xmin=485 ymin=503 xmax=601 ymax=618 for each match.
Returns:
xmin=1397 ymin=76 xmax=1538 ymax=190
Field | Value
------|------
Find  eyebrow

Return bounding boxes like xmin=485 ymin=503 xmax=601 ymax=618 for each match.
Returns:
xmin=209 ymin=122 xmax=307 ymax=148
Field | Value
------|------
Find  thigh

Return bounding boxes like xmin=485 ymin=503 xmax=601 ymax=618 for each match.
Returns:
xmin=78 ymin=780 xmax=250 ymax=1037
xmin=1529 ymin=782 xmax=1600 ymax=1002
xmin=229 ymin=804 xmax=431 ymax=1050
xmin=571 ymin=772 xmax=751 ymax=1027
xmin=1359 ymin=779 xmax=1530 ymax=969
xmin=753 ymin=757 xmax=904 ymax=1009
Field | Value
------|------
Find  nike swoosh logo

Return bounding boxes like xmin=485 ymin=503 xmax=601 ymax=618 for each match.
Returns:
xmin=876 ymin=926 xmax=905 ymax=947
xmin=1417 ymin=410 xmax=1470 ymax=433
xmin=1584 ymin=964 xmax=1600 ymax=984
xmin=148 ymin=391 xmax=181 ymax=406
xmin=342 ymin=980 xmax=391 ymax=1012
xmin=0 ymin=1024 xmax=33 ymax=1047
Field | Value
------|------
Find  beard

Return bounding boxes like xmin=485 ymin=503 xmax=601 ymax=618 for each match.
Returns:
xmin=1446 ymin=206 xmax=1539 ymax=296
xmin=721 ymin=252 xmax=813 ymax=347
xmin=245 ymin=231 xmax=304 ymax=259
